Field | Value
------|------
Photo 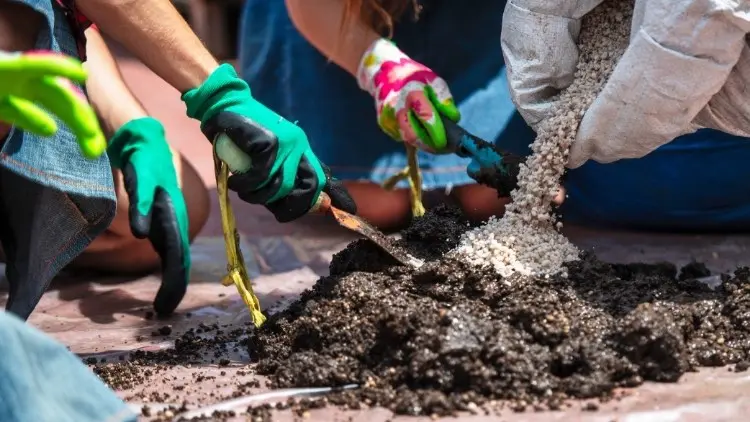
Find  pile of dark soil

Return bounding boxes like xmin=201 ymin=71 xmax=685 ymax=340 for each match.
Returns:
xmin=246 ymin=205 xmax=750 ymax=416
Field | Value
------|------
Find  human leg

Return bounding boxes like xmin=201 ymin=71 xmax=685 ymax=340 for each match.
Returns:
xmin=68 ymin=149 xmax=209 ymax=274
xmin=342 ymin=181 xmax=411 ymax=229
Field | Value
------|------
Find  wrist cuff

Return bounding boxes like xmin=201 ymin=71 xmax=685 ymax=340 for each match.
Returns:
xmin=107 ymin=116 xmax=164 ymax=168
xmin=181 ymin=63 xmax=250 ymax=123
xmin=356 ymin=38 xmax=408 ymax=94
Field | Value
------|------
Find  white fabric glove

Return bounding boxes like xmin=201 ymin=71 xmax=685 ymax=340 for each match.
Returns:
xmin=501 ymin=0 xmax=750 ymax=169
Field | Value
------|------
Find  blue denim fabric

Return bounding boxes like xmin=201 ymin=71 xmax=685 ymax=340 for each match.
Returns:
xmin=0 ymin=312 xmax=136 ymax=422
xmin=2 ymin=0 xmax=116 ymax=319
xmin=239 ymin=0 xmax=750 ymax=230
xmin=561 ymin=131 xmax=750 ymax=231
xmin=499 ymin=124 xmax=750 ymax=232
xmin=239 ymin=0 xmax=533 ymax=190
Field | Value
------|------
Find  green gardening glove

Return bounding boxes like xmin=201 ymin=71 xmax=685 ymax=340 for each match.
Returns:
xmin=108 ymin=117 xmax=190 ymax=316
xmin=0 ymin=50 xmax=106 ymax=158
xmin=181 ymin=64 xmax=356 ymax=223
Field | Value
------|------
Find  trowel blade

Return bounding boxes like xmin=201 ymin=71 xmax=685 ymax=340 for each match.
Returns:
xmin=328 ymin=207 xmax=424 ymax=268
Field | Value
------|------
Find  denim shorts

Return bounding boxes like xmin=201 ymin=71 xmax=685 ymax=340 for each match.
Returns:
xmin=559 ymin=130 xmax=750 ymax=231
xmin=2 ymin=0 xmax=116 ymax=320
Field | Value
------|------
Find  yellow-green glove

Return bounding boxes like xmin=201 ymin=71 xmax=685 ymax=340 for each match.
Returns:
xmin=0 ymin=50 xmax=106 ymax=158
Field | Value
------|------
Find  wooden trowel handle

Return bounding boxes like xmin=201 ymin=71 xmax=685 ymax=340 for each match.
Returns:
xmin=310 ymin=191 xmax=333 ymax=214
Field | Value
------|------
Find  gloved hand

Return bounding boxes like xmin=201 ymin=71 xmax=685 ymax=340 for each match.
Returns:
xmin=107 ymin=117 xmax=190 ymax=316
xmin=0 ymin=50 xmax=106 ymax=158
xmin=501 ymin=0 xmax=750 ymax=169
xmin=357 ymin=38 xmax=461 ymax=153
xmin=182 ymin=64 xmax=356 ymax=222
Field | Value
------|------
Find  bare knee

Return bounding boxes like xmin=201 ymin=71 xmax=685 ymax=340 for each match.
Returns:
xmin=102 ymin=238 xmax=161 ymax=274
xmin=452 ymin=184 xmax=509 ymax=223
xmin=71 ymin=154 xmax=209 ymax=273
xmin=344 ymin=182 xmax=412 ymax=231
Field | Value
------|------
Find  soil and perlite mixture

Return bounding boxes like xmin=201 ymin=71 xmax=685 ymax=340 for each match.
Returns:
xmin=248 ymin=206 xmax=750 ymax=417
xmin=454 ymin=0 xmax=632 ymax=278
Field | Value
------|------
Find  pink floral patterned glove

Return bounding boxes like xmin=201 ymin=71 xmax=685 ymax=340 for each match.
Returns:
xmin=357 ymin=38 xmax=460 ymax=153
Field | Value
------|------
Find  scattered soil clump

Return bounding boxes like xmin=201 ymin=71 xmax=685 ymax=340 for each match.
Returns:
xmin=89 ymin=322 xmax=247 ymax=393
xmin=247 ymin=205 xmax=750 ymax=417
xmin=454 ymin=0 xmax=635 ymax=278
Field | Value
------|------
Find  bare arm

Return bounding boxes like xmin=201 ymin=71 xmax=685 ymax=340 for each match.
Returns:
xmin=76 ymin=0 xmax=217 ymax=93
xmin=83 ymin=28 xmax=148 ymax=137
xmin=285 ymin=0 xmax=379 ymax=76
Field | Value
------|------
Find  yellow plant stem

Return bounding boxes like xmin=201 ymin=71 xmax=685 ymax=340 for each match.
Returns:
xmin=213 ymin=148 xmax=266 ymax=327
xmin=381 ymin=144 xmax=425 ymax=217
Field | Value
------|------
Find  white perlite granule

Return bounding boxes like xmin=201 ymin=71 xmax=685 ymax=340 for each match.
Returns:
xmin=453 ymin=0 xmax=634 ymax=278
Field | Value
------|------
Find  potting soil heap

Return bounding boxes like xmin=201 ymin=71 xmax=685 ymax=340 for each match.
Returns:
xmin=454 ymin=0 xmax=633 ymax=278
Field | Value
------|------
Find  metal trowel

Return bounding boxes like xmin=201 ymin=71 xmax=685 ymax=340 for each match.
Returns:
xmin=214 ymin=134 xmax=424 ymax=269
xmin=310 ymin=191 xmax=424 ymax=268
